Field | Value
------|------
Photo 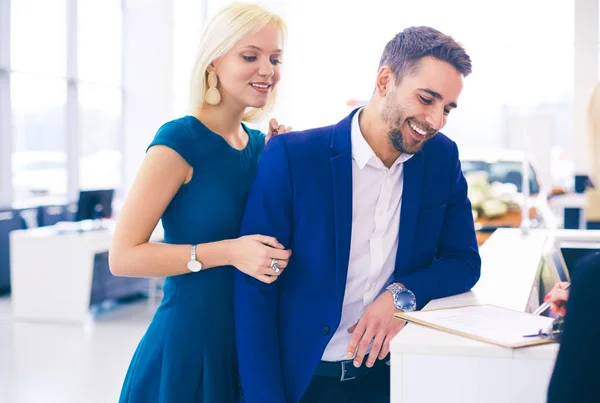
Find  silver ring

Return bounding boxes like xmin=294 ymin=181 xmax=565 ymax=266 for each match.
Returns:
xmin=270 ymin=258 xmax=280 ymax=273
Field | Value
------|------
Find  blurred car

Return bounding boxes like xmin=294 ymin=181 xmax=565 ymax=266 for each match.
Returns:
xmin=11 ymin=150 xmax=122 ymax=203
xmin=461 ymin=150 xmax=542 ymax=194
xmin=460 ymin=149 xmax=558 ymax=244
xmin=12 ymin=151 xmax=68 ymax=200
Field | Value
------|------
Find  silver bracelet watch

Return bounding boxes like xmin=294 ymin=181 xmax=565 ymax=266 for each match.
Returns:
xmin=186 ymin=244 xmax=203 ymax=272
xmin=386 ymin=283 xmax=416 ymax=312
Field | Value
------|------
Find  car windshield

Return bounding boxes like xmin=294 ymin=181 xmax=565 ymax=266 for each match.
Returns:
xmin=462 ymin=160 xmax=540 ymax=194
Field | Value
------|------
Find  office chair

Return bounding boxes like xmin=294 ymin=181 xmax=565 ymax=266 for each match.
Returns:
xmin=0 ymin=209 xmax=27 ymax=294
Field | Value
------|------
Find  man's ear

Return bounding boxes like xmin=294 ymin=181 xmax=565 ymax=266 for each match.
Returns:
xmin=375 ymin=66 xmax=394 ymax=97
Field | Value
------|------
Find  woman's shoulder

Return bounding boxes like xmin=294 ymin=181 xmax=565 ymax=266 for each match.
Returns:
xmin=147 ymin=116 xmax=209 ymax=166
xmin=158 ymin=115 xmax=206 ymax=136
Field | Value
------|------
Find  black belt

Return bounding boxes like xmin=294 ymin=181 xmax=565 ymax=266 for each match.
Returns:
xmin=314 ymin=359 xmax=387 ymax=382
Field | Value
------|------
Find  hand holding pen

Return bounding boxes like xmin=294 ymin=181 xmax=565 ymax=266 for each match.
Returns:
xmin=533 ymin=282 xmax=571 ymax=316
xmin=523 ymin=282 xmax=571 ymax=339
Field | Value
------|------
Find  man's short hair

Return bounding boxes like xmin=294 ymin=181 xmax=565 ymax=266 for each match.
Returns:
xmin=379 ymin=26 xmax=472 ymax=80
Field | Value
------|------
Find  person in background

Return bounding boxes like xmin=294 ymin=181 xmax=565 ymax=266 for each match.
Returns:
xmin=585 ymin=82 xmax=600 ymax=224
xmin=109 ymin=4 xmax=291 ymax=402
xmin=235 ymin=26 xmax=480 ymax=403
xmin=547 ymin=252 xmax=600 ymax=403
xmin=548 ymin=82 xmax=600 ymax=403
xmin=586 ymin=81 xmax=600 ymax=187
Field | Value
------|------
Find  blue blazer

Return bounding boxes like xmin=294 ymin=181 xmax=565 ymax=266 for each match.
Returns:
xmin=235 ymin=109 xmax=481 ymax=403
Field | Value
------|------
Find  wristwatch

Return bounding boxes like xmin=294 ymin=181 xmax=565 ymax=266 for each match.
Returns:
xmin=186 ymin=244 xmax=203 ymax=272
xmin=386 ymin=283 xmax=416 ymax=312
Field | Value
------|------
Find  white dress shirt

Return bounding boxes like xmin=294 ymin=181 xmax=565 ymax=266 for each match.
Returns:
xmin=321 ymin=109 xmax=413 ymax=362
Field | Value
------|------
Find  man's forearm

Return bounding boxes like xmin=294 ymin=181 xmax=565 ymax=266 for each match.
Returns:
xmin=395 ymin=255 xmax=480 ymax=308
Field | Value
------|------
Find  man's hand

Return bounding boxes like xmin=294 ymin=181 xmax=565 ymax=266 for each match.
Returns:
xmin=346 ymin=291 xmax=406 ymax=368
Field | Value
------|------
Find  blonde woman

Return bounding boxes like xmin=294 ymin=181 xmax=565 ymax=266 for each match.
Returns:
xmin=109 ymin=4 xmax=291 ymax=402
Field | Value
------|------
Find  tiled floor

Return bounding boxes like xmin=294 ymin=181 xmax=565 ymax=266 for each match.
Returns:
xmin=0 ymin=296 xmax=155 ymax=403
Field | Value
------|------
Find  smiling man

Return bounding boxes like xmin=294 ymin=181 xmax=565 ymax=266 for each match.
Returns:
xmin=235 ymin=26 xmax=481 ymax=403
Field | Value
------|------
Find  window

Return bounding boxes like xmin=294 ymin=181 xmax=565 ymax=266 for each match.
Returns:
xmin=78 ymin=0 xmax=122 ymax=86
xmin=10 ymin=0 xmax=68 ymax=202
xmin=78 ymin=0 xmax=123 ymax=191
xmin=11 ymin=73 xmax=67 ymax=201
xmin=4 ymin=0 xmax=124 ymax=204
xmin=10 ymin=0 xmax=67 ymax=76
xmin=78 ymin=85 xmax=122 ymax=190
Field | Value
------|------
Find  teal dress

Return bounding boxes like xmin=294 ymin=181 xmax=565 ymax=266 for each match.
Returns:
xmin=119 ymin=116 xmax=265 ymax=403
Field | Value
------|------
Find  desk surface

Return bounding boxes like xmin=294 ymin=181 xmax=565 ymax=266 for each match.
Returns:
xmin=11 ymin=219 xmax=164 ymax=242
xmin=391 ymin=228 xmax=558 ymax=359
xmin=391 ymin=227 xmax=600 ymax=359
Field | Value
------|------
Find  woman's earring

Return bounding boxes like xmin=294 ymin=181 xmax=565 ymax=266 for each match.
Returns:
xmin=205 ymin=71 xmax=221 ymax=105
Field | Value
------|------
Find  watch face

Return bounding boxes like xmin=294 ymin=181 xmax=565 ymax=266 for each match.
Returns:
xmin=394 ymin=289 xmax=416 ymax=311
xmin=187 ymin=260 xmax=202 ymax=272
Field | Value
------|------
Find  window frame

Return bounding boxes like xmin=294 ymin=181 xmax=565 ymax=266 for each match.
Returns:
xmin=0 ymin=0 xmax=125 ymax=206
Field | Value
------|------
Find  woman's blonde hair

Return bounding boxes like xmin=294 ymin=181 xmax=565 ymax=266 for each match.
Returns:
xmin=188 ymin=3 xmax=286 ymax=122
xmin=588 ymin=82 xmax=600 ymax=185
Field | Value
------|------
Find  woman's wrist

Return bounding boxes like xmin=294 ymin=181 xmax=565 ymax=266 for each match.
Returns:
xmin=194 ymin=239 xmax=237 ymax=269
xmin=220 ymin=238 xmax=237 ymax=266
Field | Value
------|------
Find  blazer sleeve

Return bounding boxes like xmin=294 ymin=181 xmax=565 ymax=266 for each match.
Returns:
xmin=234 ymin=135 xmax=293 ymax=403
xmin=396 ymin=142 xmax=481 ymax=308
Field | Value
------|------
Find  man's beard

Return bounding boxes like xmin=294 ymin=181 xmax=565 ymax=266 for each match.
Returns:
xmin=388 ymin=128 xmax=412 ymax=154
xmin=382 ymin=98 xmax=434 ymax=155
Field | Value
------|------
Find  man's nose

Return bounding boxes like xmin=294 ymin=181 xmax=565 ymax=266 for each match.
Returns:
xmin=425 ymin=108 xmax=444 ymax=131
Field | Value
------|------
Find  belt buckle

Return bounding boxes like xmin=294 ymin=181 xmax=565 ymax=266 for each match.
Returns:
xmin=340 ymin=360 xmax=356 ymax=382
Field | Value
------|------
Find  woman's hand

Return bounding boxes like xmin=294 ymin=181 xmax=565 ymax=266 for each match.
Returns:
xmin=545 ymin=282 xmax=570 ymax=316
xmin=231 ymin=235 xmax=292 ymax=284
xmin=266 ymin=118 xmax=293 ymax=143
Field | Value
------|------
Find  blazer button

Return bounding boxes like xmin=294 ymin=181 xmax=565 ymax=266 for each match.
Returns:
xmin=323 ymin=325 xmax=330 ymax=335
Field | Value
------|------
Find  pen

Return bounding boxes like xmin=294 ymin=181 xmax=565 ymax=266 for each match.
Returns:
xmin=532 ymin=283 xmax=571 ymax=316
xmin=523 ymin=329 xmax=559 ymax=339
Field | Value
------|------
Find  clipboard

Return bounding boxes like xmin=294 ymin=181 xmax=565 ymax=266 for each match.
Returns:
xmin=394 ymin=304 xmax=557 ymax=349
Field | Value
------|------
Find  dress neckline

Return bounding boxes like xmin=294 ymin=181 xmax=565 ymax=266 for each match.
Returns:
xmin=186 ymin=115 xmax=254 ymax=153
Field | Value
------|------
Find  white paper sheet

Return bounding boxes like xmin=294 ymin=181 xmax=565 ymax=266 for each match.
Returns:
xmin=398 ymin=305 xmax=556 ymax=348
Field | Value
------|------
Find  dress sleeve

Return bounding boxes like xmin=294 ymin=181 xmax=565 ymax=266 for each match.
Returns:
xmin=147 ymin=121 xmax=196 ymax=167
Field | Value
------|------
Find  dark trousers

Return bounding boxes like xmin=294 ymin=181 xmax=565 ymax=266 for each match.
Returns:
xmin=299 ymin=360 xmax=390 ymax=403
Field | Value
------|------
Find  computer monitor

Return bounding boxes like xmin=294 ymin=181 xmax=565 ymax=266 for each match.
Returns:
xmin=549 ymin=242 xmax=570 ymax=283
xmin=543 ymin=239 xmax=600 ymax=284
xmin=559 ymin=240 xmax=600 ymax=279
xmin=75 ymin=189 xmax=114 ymax=222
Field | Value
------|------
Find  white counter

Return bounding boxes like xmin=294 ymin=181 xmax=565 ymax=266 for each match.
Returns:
xmin=390 ymin=227 xmax=600 ymax=403
xmin=10 ymin=220 xmax=163 ymax=324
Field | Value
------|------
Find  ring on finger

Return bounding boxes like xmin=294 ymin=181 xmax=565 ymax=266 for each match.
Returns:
xmin=270 ymin=258 xmax=280 ymax=273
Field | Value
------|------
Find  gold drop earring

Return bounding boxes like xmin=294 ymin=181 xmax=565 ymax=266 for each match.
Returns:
xmin=205 ymin=71 xmax=221 ymax=105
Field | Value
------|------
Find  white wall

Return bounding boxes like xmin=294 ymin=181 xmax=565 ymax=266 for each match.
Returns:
xmin=0 ymin=0 xmax=12 ymax=206
xmin=122 ymin=0 xmax=174 ymax=193
xmin=574 ymin=0 xmax=599 ymax=175
xmin=119 ymin=0 xmax=600 ymax=194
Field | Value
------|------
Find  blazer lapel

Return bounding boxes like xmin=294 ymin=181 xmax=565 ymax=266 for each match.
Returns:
xmin=330 ymin=110 xmax=357 ymax=299
xmin=395 ymin=151 xmax=424 ymax=275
